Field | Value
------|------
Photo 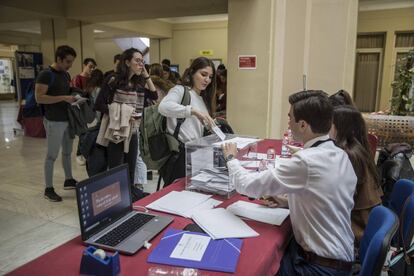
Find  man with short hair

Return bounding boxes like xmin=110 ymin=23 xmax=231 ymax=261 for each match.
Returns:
xmin=223 ymin=90 xmax=357 ymax=275
xmin=71 ymin=58 xmax=97 ymax=90
xmin=71 ymin=57 xmax=97 ymax=166
xmin=35 ymin=45 xmax=78 ymax=202
xmin=161 ymin=58 xmax=171 ymax=67
xmin=104 ymin=54 xmax=121 ymax=79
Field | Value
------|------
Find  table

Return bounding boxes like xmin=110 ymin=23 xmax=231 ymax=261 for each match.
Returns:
xmin=8 ymin=140 xmax=291 ymax=276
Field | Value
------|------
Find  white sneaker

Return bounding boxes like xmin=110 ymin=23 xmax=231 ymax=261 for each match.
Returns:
xmin=76 ymin=155 xmax=86 ymax=166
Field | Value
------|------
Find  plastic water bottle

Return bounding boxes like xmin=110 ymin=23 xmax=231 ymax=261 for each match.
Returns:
xmin=280 ymin=132 xmax=291 ymax=158
xmin=266 ymin=147 xmax=276 ymax=168
xmin=148 ymin=266 xmax=201 ymax=276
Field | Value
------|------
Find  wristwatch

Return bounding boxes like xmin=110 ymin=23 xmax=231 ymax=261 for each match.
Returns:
xmin=225 ymin=154 xmax=235 ymax=162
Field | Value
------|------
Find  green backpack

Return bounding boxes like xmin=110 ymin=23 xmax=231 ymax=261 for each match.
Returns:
xmin=139 ymin=86 xmax=191 ymax=170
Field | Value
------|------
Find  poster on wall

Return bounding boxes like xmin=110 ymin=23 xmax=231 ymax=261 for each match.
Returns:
xmin=15 ymin=51 xmax=43 ymax=101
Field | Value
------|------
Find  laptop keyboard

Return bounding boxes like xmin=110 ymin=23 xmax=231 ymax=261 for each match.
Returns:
xmin=95 ymin=213 xmax=155 ymax=247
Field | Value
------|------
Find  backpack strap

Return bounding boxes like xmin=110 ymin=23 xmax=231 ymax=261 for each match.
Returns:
xmin=173 ymin=85 xmax=191 ymax=139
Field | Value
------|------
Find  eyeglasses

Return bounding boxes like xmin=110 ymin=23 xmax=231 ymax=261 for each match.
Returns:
xmin=135 ymin=58 xmax=145 ymax=65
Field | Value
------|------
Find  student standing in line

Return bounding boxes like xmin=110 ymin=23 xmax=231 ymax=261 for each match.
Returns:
xmin=104 ymin=54 xmax=121 ymax=79
xmin=71 ymin=58 xmax=97 ymax=91
xmin=95 ymin=48 xmax=157 ymax=201
xmin=71 ymin=58 xmax=97 ymax=165
xmin=330 ymin=105 xmax=383 ymax=246
xmin=35 ymin=45 xmax=78 ymax=202
xmin=158 ymin=57 xmax=217 ymax=186
xmin=223 ymin=91 xmax=357 ymax=275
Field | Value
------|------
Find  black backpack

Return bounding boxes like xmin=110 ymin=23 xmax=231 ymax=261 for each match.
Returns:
xmin=377 ymin=143 xmax=414 ymax=205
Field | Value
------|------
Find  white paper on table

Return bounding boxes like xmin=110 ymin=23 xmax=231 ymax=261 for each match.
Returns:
xmin=192 ymin=208 xmax=259 ymax=239
xmin=227 ymin=200 xmax=290 ymax=225
xmin=170 ymin=233 xmax=211 ymax=261
xmin=243 ymin=152 xmax=267 ymax=160
xmin=212 ymin=125 xmax=226 ymax=141
xmin=181 ymin=198 xmax=223 ymax=218
xmin=191 ymin=148 xmax=214 ymax=176
xmin=146 ymin=191 xmax=211 ymax=217
xmin=213 ymin=137 xmax=261 ymax=149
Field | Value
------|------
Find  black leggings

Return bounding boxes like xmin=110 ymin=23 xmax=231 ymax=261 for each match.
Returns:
xmin=107 ymin=134 xmax=138 ymax=185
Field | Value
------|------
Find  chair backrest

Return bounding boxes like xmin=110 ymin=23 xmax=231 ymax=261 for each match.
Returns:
xmin=389 ymin=179 xmax=414 ymax=248
xmin=359 ymin=206 xmax=399 ymax=276
xmin=367 ymin=133 xmax=378 ymax=157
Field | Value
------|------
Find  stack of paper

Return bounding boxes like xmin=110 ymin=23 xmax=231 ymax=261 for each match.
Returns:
xmin=213 ymin=137 xmax=261 ymax=149
xmin=146 ymin=191 xmax=222 ymax=218
xmin=192 ymin=208 xmax=259 ymax=239
xmin=190 ymin=168 xmax=233 ymax=194
xmin=227 ymin=200 xmax=290 ymax=225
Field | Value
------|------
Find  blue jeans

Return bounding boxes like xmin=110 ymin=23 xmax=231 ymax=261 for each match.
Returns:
xmin=134 ymin=132 xmax=147 ymax=185
xmin=277 ymin=239 xmax=352 ymax=276
xmin=43 ymin=119 xmax=74 ymax=188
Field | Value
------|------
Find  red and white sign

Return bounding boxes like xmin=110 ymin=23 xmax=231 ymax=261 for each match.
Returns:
xmin=238 ymin=55 xmax=257 ymax=70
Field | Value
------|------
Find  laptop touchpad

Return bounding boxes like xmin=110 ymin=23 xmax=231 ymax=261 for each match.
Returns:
xmin=121 ymin=230 xmax=152 ymax=251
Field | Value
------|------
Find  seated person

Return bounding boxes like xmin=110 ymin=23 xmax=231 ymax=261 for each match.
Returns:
xmin=223 ymin=90 xmax=357 ymax=276
xmin=330 ymin=105 xmax=383 ymax=246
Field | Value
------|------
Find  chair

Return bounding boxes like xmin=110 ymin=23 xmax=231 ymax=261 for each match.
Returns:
xmin=367 ymin=133 xmax=378 ymax=158
xmin=388 ymin=178 xmax=414 ymax=252
xmin=359 ymin=206 xmax=399 ymax=276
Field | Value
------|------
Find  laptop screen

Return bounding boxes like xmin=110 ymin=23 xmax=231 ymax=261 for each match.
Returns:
xmin=76 ymin=165 xmax=132 ymax=240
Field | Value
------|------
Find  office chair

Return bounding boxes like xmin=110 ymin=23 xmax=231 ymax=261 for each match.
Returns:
xmin=359 ymin=206 xmax=399 ymax=276
xmin=387 ymin=179 xmax=414 ymax=275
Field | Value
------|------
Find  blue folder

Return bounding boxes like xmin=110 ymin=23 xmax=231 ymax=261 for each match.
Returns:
xmin=147 ymin=228 xmax=243 ymax=273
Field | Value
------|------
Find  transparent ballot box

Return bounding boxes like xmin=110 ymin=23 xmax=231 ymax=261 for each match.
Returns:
xmin=185 ymin=134 xmax=260 ymax=198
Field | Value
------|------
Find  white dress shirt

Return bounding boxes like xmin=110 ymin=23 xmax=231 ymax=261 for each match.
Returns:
xmin=227 ymin=135 xmax=357 ymax=262
xmin=158 ymin=85 xmax=209 ymax=143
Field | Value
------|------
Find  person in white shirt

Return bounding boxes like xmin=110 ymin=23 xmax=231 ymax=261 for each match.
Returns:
xmin=222 ymin=90 xmax=357 ymax=275
xmin=159 ymin=57 xmax=217 ymax=186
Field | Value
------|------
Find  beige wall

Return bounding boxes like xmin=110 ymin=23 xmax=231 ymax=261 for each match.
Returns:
xmin=358 ymin=8 xmax=414 ymax=111
xmin=170 ymin=21 xmax=228 ymax=75
xmin=227 ymin=0 xmax=358 ymax=138
xmin=94 ymin=38 xmax=123 ymax=73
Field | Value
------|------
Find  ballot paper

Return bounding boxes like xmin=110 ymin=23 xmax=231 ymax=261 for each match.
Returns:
xmin=146 ymin=191 xmax=212 ymax=217
xmin=192 ymin=208 xmax=259 ymax=239
xmin=181 ymin=198 xmax=223 ymax=218
xmin=227 ymin=200 xmax=290 ymax=225
xmin=71 ymin=94 xmax=88 ymax=106
xmin=213 ymin=137 xmax=261 ymax=149
xmin=212 ymin=125 xmax=226 ymax=141
xmin=170 ymin=233 xmax=211 ymax=261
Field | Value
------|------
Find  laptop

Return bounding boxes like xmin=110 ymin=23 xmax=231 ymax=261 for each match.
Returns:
xmin=75 ymin=164 xmax=173 ymax=255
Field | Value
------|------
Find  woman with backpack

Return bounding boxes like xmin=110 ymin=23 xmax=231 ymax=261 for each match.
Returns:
xmin=329 ymin=105 xmax=383 ymax=246
xmin=158 ymin=57 xmax=217 ymax=186
xmin=95 ymin=48 xmax=157 ymax=201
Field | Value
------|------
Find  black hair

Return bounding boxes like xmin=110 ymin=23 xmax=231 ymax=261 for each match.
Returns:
xmin=85 ymin=69 xmax=104 ymax=93
xmin=329 ymin=89 xmax=355 ymax=107
xmin=332 ymin=105 xmax=380 ymax=191
xmin=54 ymin=45 xmax=76 ymax=62
xmin=113 ymin=54 xmax=121 ymax=63
xmin=217 ymin=64 xmax=226 ymax=71
xmin=114 ymin=48 xmax=144 ymax=88
xmin=182 ymin=57 xmax=217 ymax=115
xmin=161 ymin=59 xmax=171 ymax=67
xmin=83 ymin=58 xmax=97 ymax=66
xmin=288 ymin=90 xmax=333 ymax=134
xmin=162 ymin=64 xmax=171 ymax=73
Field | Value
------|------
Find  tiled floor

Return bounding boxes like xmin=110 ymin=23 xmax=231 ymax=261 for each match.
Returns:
xmin=0 ymin=101 xmax=159 ymax=274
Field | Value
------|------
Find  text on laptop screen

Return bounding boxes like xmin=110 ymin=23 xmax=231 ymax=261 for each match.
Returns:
xmin=78 ymin=168 xmax=130 ymax=233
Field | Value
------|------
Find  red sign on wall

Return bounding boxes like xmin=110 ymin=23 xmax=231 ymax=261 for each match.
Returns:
xmin=238 ymin=55 xmax=257 ymax=69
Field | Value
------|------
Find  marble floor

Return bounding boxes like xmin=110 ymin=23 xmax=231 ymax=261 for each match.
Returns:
xmin=0 ymin=101 xmax=159 ymax=274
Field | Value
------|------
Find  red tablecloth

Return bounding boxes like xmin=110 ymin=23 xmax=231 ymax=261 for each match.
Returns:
xmin=8 ymin=139 xmax=291 ymax=276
